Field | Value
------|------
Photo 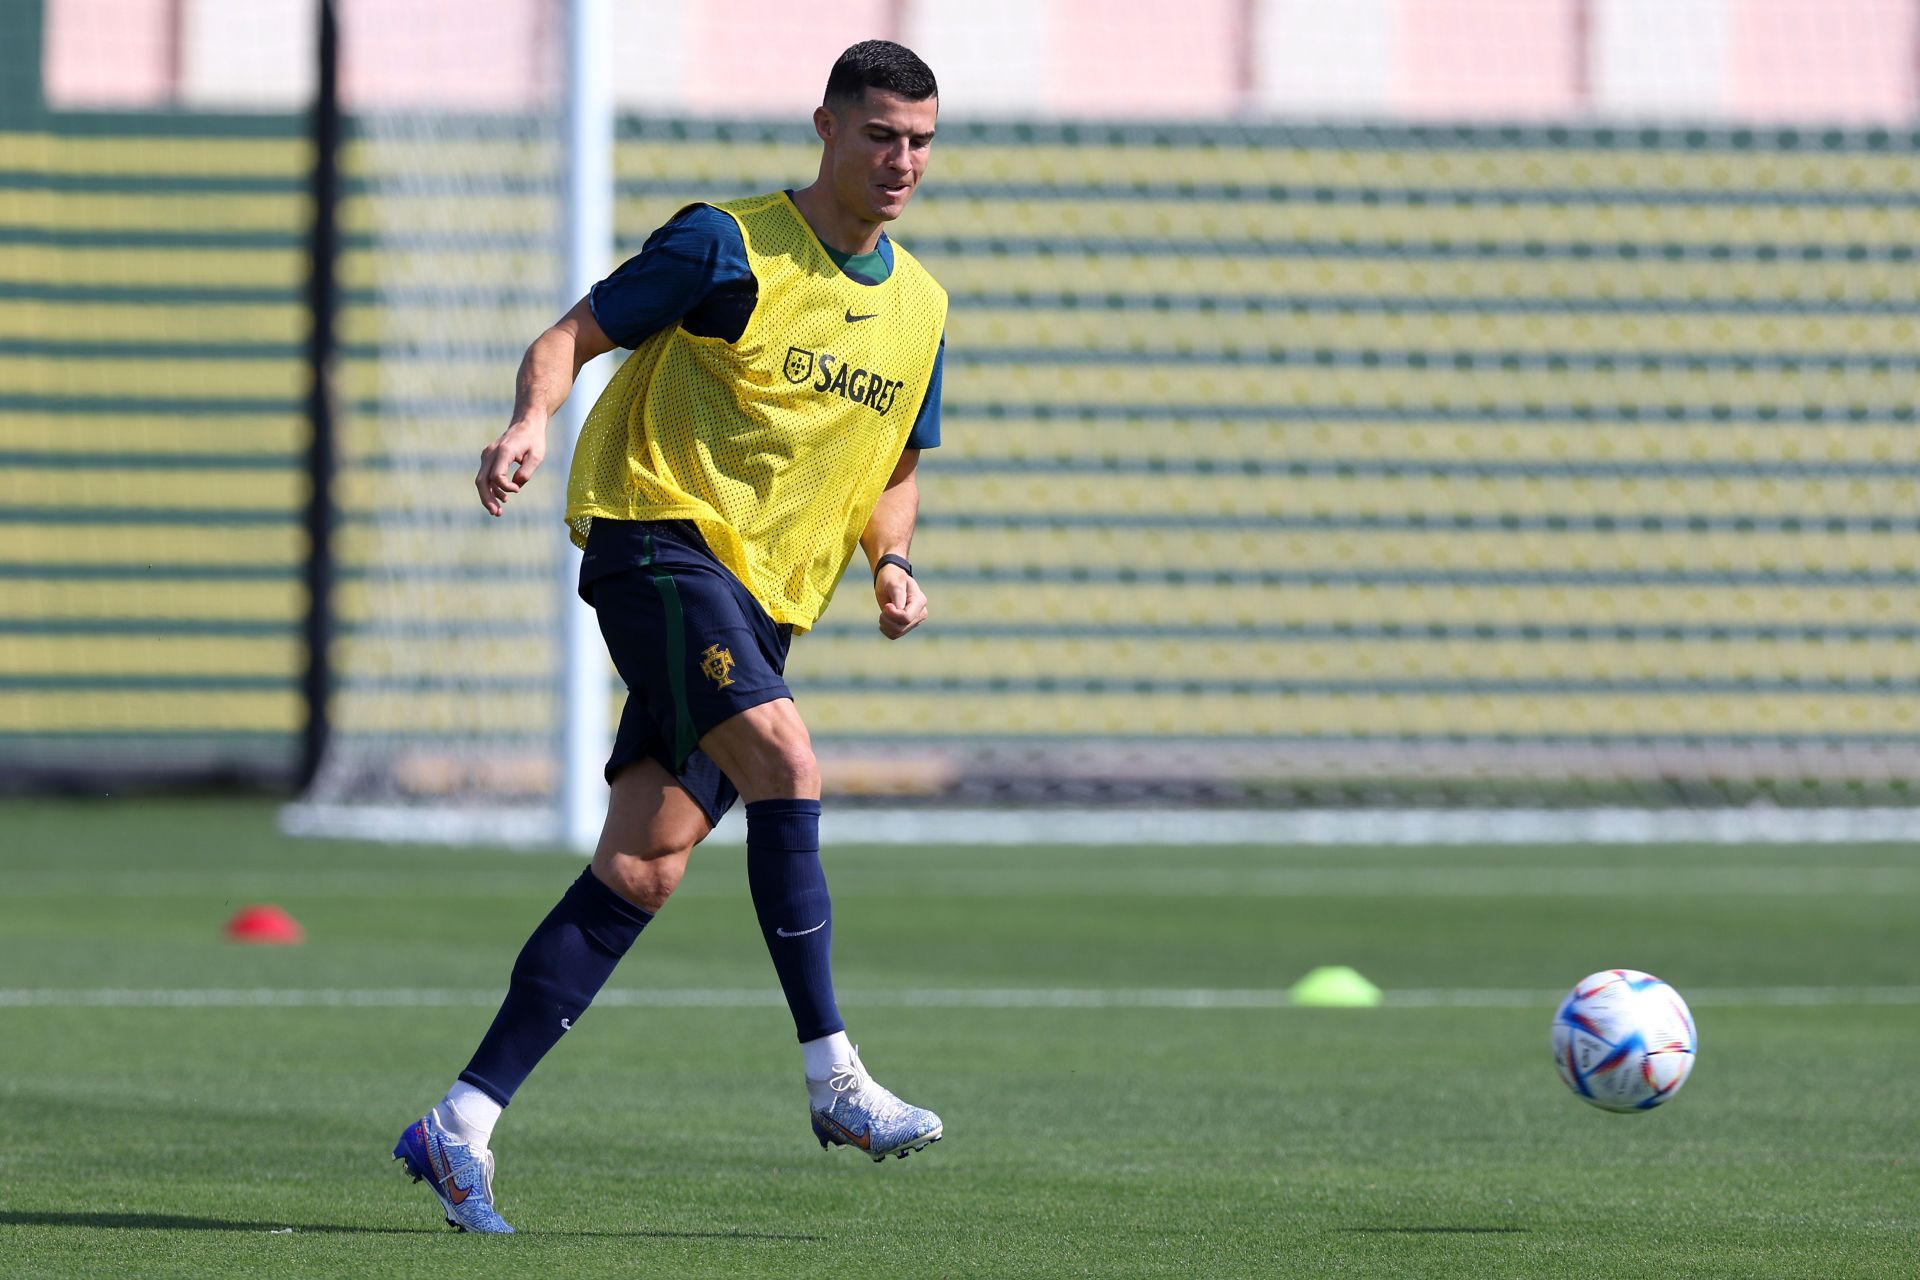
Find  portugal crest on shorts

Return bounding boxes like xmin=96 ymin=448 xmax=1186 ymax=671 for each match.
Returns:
xmin=783 ymin=346 xmax=815 ymax=385
xmin=700 ymin=643 xmax=737 ymax=689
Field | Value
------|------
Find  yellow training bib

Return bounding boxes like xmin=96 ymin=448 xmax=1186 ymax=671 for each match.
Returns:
xmin=565 ymin=192 xmax=948 ymax=632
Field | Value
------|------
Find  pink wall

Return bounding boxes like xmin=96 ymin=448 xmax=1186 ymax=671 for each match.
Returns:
xmin=1048 ymin=0 xmax=1246 ymax=118
xmin=336 ymin=0 xmax=556 ymax=109
xmin=35 ymin=0 xmax=1920 ymax=123
xmin=680 ymin=0 xmax=895 ymax=115
xmin=1397 ymin=0 xmax=1583 ymax=118
xmin=43 ymin=0 xmax=176 ymax=108
xmin=1728 ymin=0 xmax=1917 ymax=122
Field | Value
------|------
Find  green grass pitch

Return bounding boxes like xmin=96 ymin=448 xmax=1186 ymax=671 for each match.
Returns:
xmin=2 ymin=798 xmax=1915 ymax=1278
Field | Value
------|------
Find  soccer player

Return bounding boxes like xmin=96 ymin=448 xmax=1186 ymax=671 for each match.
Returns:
xmin=392 ymin=41 xmax=948 ymax=1234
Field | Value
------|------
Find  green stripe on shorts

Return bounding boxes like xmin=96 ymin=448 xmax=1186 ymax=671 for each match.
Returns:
xmin=641 ymin=534 xmax=697 ymax=768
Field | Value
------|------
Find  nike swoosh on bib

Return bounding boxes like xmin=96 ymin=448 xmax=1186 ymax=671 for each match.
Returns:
xmin=844 ymin=309 xmax=879 ymax=323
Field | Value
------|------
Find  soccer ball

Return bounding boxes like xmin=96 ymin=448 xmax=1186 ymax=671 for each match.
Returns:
xmin=1552 ymin=969 xmax=1697 ymax=1112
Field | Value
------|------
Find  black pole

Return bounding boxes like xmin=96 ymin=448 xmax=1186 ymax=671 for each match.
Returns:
xmin=299 ymin=0 xmax=340 ymax=791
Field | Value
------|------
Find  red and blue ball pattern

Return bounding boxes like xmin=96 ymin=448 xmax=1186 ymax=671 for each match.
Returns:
xmin=1552 ymin=968 xmax=1697 ymax=1112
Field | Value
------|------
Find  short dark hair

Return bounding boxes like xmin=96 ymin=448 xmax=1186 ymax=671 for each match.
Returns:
xmin=823 ymin=40 xmax=937 ymax=110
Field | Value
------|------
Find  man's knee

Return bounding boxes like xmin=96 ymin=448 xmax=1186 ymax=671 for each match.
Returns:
xmin=591 ymin=758 xmax=711 ymax=913
xmin=702 ymin=700 xmax=821 ymax=801
xmin=748 ymin=739 xmax=820 ymax=799
xmin=591 ymin=838 xmax=694 ymax=915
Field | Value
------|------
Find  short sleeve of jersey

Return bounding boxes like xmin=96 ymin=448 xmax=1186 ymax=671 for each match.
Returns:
xmin=905 ymin=335 xmax=943 ymax=450
xmin=588 ymin=205 xmax=754 ymax=349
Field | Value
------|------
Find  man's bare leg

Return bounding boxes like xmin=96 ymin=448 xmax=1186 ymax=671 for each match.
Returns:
xmin=591 ymin=757 xmax=714 ymax=912
xmin=695 ymin=698 xmax=820 ymax=802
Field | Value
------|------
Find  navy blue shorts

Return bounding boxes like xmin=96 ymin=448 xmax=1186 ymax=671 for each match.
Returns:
xmin=580 ymin=520 xmax=793 ymax=826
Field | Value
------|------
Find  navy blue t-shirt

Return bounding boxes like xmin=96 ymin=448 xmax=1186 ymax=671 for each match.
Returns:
xmin=588 ymin=204 xmax=943 ymax=450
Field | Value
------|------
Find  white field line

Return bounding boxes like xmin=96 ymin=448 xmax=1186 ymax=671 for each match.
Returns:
xmin=11 ymin=867 xmax=1920 ymax=899
xmin=2 ymin=986 xmax=1919 ymax=1010
xmin=284 ymin=805 xmax=1920 ymax=848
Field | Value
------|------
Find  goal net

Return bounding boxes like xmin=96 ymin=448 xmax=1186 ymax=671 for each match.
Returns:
xmin=285 ymin=8 xmax=575 ymax=844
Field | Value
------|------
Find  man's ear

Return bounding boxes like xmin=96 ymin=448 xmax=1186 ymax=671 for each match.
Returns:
xmin=812 ymin=104 xmax=835 ymax=146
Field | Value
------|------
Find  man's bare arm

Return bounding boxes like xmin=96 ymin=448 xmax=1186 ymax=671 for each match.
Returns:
xmin=475 ymin=296 xmax=617 ymax=516
xmin=861 ymin=448 xmax=927 ymax=639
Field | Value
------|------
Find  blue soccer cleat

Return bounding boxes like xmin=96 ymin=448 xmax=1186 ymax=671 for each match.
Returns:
xmin=808 ymin=1047 xmax=943 ymax=1161
xmin=392 ymin=1109 xmax=515 ymax=1233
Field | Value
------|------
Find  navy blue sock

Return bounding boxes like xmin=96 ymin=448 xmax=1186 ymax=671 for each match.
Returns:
xmin=458 ymin=868 xmax=653 ymax=1106
xmin=745 ymin=798 xmax=844 ymax=1043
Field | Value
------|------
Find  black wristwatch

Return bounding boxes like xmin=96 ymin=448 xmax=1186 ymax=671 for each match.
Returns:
xmin=874 ymin=553 xmax=914 ymax=579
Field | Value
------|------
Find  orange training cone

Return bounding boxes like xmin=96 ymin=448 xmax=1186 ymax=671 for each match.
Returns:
xmin=224 ymin=904 xmax=305 ymax=945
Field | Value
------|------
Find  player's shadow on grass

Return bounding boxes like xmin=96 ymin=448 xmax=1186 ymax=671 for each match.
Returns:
xmin=0 ymin=1210 xmax=431 ymax=1235
xmin=0 ymin=1210 xmax=820 ymax=1241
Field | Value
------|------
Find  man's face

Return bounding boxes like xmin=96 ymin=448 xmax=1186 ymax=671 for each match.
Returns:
xmin=819 ymin=89 xmax=938 ymax=225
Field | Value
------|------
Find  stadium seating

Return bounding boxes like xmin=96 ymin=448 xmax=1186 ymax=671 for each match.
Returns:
xmin=4 ymin=111 xmax=1914 ymax=801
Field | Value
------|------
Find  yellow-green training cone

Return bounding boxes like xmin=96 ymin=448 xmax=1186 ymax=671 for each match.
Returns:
xmin=1289 ymin=965 xmax=1383 ymax=1007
